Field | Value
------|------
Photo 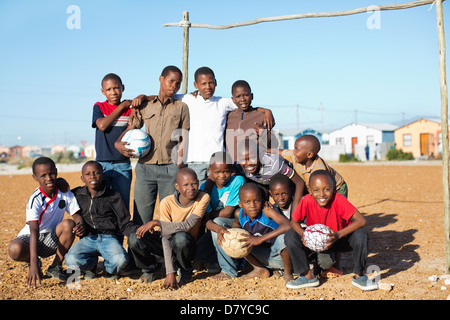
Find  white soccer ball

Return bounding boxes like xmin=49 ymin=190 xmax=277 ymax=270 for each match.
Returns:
xmin=220 ymin=228 xmax=252 ymax=259
xmin=303 ymin=224 xmax=331 ymax=252
xmin=121 ymin=129 xmax=152 ymax=158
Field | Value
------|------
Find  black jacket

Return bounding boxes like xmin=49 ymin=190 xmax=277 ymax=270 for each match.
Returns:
xmin=71 ymin=185 xmax=138 ymax=237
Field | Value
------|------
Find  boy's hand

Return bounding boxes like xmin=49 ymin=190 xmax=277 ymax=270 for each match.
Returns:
xmin=163 ymin=273 xmax=179 ymax=290
xmin=131 ymin=95 xmax=146 ymax=108
xmin=72 ymin=221 xmax=85 ymax=237
xmin=114 ymin=141 xmax=135 ymax=158
xmin=56 ymin=178 xmax=70 ymax=193
xmin=324 ymin=227 xmax=338 ymax=250
xmin=27 ymin=262 xmax=41 ymax=289
xmin=216 ymin=227 xmax=230 ymax=246
xmin=136 ymin=220 xmax=160 ymax=239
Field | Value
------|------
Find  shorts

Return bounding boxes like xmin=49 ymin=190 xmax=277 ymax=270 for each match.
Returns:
xmin=16 ymin=229 xmax=59 ymax=258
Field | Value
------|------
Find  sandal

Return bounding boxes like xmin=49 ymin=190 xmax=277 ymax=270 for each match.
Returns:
xmin=320 ymin=267 xmax=343 ymax=278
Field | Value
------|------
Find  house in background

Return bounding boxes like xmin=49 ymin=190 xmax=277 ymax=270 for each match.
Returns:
xmin=394 ymin=117 xmax=445 ymax=158
xmin=279 ymin=128 xmax=323 ymax=150
xmin=328 ymin=123 xmax=398 ymax=160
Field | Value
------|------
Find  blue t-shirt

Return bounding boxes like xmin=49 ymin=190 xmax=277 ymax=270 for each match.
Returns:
xmin=92 ymin=101 xmax=131 ymax=163
xmin=200 ymin=175 xmax=245 ymax=213
xmin=238 ymin=208 xmax=279 ymax=245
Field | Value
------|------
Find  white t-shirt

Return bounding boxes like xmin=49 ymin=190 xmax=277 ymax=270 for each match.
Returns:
xmin=176 ymin=94 xmax=236 ymax=163
xmin=18 ymin=187 xmax=80 ymax=236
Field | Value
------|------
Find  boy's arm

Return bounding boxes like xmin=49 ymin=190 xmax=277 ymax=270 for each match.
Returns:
xmin=290 ymin=172 xmax=305 ymax=210
xmin=95 ymin=100 xmax=132 ymax=132
xmin=327 ymin=210 xmax=367 ymax=247
xmin=27 ymin=221 xmax=41 ymax=289
xmin=114 ymin=124 xmax=137 ymax=158
xmin=71 ymin=212 xmax=86 ymax=237
xmin=255 ymin=106 xmax=275 ymax=130
xmin=247 ymin=204 xmax=290 ymax=247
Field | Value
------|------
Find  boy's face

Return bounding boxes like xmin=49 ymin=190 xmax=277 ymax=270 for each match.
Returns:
xmin=33 ymin=163 xmax=57 ymax=196
xmin=81 ymin=163 xmax=104 ymax=192
xmin=309 ymin=174 xmax=335 ymax=207
xmin=208 ymin=162 xmax=233 ymax=188
xmin=232 ymin=86 xmax=253 ymax=112
xmin=269 ymin=183 xmax=292 ymax=210
xmin=239 ymin=189 xmax=263 ymax=219
xmin=175 ymin=173 xmax=199 ymax=202
xmin=238 ymin=149 xmax=260 ymax=174
xmin=293 ymin=139 xmax=310 ymax=164
xmin=159 ymin=71 xmax=182 ymax=98
xmin=101 ymin=79 xmax=124 ymax=105
xmin=194 ymin=73 xmax=216 ymax=100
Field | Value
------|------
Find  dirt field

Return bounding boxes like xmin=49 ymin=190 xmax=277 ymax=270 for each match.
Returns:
xmin=1 ymin=162 xmax=449 ymax=301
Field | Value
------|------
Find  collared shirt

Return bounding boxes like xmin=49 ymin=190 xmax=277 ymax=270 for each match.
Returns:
xmin=133 ymin=96 xmax=190 ymax=165
xmin=281 ymin=150 xmax=345 ymax=190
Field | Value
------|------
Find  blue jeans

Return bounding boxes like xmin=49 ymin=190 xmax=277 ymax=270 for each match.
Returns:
xmin=98 ymin=161 xmax=132 ymax=208
xmin=65 ymin=234 xmax=128 ymax=274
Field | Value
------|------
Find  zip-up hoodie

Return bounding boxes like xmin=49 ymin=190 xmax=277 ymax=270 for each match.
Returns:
xmin=71 ymin=185 xmax=138 ymax=237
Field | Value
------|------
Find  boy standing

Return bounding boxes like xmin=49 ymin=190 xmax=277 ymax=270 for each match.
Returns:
xmin=65 ymin=161 xmax=140 ymax=280
xmin=279 ymin=134 xmax=348 ymax=197
xmin=116 ymin=66 xmax=190 ymax=225
xmin=131 ymin=168 xmax=210 ymax=288
xmin=8 ymin=157 xmax=81 ymax=288
xmin=92 ymin=73 xmax=133 ymax=207
xmin=225 ymin=80 xmax=277 ymax=162
xmin=284 ymin=170 xmax=377 ymax=291
xmin=131 ymin=67 xmax=275 ymax=185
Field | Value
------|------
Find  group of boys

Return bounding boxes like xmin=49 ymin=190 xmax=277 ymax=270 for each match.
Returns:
xmin=8 ymin=65 xmax=378 ymax=292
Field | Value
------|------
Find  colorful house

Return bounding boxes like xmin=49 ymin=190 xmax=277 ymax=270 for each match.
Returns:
xmin=394 ymin=117 xmax=444 ymax=158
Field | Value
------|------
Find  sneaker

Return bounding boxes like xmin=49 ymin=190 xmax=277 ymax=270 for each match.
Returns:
xmin=351 ymin=275 xmax=379 ymax=291
xmin=105 ymin=272 xmax=119 ymax=280
xmin=286 ymin=275 xmax=319 ymax=289
xmin=45 ymin=265 xmax=68 ymax=281
xmin=83 ymin=269 xmax=96 ymax=280
xmin=206 ymin=263 xmax=220 ymax=274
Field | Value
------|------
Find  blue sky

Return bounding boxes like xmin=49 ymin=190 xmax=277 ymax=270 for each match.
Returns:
xmin=0 ymin=0 xmax=448 ymax=147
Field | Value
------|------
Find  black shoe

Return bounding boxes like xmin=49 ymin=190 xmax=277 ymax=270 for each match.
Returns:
xmin=45 ymin=265 xmax=68 ymax=281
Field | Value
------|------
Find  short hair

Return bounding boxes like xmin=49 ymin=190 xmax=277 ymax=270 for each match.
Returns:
xmin=297 ymin=135 xmax=321 ymax=154
xmin=239 ymin=182 xmax=263 ymax=199
xmin=231 ymin=80 xmax=251 ymax=95
xmin=161 ymin=65 xmax=182 ymax=78
xmin=194 ymin=66 xmax=215 ymax=82
xmin=309 ymin=169 xmax=335 ymax=186
xmin=209 ymin=151 xmax=233 ymax=166
xmin=176 ymin=167 xmax=198 ymax=183
xmin=269 ymin=174 xmax=292 ymax=191
xmin=82 ymin=160 xmax=103 ymax=173
xmin=32 ymin=157 xmax=56 ymax=175
xmin=101 ymin=73 xmax=123 ymax=87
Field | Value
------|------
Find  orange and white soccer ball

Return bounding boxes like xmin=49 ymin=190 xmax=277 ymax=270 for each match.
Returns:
xmin=220 ymin=228 xmax=252 ymax=259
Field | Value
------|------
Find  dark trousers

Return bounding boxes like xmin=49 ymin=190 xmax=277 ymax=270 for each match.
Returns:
xmin=127 ymin=232 xmax=163 ymax=273
xmin=284 ymin=227 xmax=369 ymax=275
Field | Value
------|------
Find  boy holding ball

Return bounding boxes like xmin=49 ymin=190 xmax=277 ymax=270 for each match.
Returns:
xmin=284 ymin=170 xmax=377 ymax=291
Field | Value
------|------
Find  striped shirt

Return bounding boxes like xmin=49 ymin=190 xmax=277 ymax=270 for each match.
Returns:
xmin=18 ymin=187 xmax=80 ymax=236
xmin=281 ymin=150 xmax=345 ymax=190
xmin=92 ymin=100 xmax=131 ymax=162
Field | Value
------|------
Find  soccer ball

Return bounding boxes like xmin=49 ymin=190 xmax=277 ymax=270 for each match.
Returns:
xmin=121 ymin=129 xmax=152 ymax=158
xmin=220 ymin=228 xmax=252 ymax=259
xmin=303 ymin=224 xmax=331 ymax=252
